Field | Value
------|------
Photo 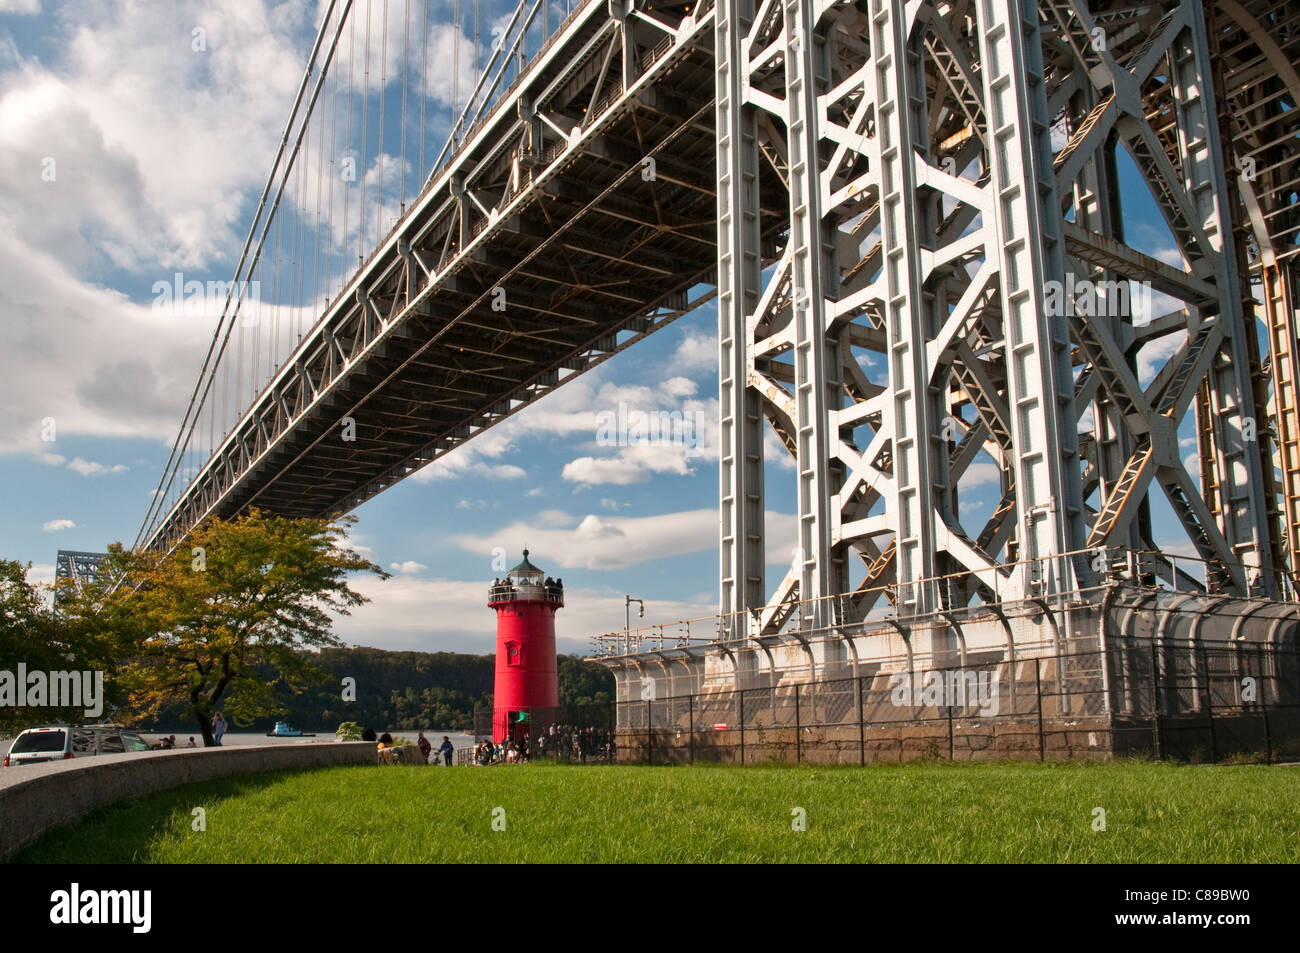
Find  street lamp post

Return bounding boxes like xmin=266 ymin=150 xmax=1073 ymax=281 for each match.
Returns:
xmin=625 ymin=595 xmax=644 ymax=653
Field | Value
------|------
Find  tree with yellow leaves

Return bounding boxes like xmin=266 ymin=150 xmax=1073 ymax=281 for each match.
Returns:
xmin=87 ymin=510 xmax=387 ymax=746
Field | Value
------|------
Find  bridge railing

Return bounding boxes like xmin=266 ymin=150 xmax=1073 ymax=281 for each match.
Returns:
xmin=588 ymin=545 xmax=1299 ymax=657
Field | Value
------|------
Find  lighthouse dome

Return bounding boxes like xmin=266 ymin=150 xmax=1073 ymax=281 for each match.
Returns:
xmin=507 ymin=548 xmax=544 ymax=582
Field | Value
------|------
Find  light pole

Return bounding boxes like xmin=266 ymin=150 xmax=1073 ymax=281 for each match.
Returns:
xmin=625 ymin=595 xmax=644 ymax=652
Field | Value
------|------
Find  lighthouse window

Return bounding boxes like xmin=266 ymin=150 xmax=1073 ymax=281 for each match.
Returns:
xmin=507 ymin=642 xmax=521 ymax=666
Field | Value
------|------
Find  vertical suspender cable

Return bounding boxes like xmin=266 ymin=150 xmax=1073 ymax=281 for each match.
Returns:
xmin=136 ymin=0 xmax=344 ymax=545
xmin=419 ymin=0 xmax=427 ymax=183
xmin=377 ymin=0 xmax=388 ymax=244
xmin=314 ymin=72 xmax=326 ymax=322
xmin=453 ymin=0 xmax=460 ymax=145
xmin=293 ymin=136 xmax=304 ymax=345
xmin=326 ymin=33 xmax=339 ymax=306
xmin=343 ymin=7 xmax=355 ymax=291
xmin=400 ymin=0 xmax=409 ymax=215
xmin=359 ymin=0 xmax=371 ymax=264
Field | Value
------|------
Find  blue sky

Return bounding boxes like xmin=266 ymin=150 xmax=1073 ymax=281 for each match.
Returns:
xmin=0 ymin=0 xmax=1238 ymax=655
xmin=0 ymin=0 xmax=763 ymax=654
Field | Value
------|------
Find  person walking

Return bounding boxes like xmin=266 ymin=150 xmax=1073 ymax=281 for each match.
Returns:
xmin=212 ymin=711 xmax=227 ymax=746
xmin=438 ymin=735 xmax=454 ymax=766
xmin=417 ymin=731 xmax=432 ymax=762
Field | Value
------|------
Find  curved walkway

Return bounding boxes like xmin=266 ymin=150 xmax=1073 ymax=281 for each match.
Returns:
xmin=0 ymin=741 xmax=376 ymax=860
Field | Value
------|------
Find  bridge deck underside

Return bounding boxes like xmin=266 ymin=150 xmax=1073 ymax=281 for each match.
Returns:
xmin=151 ymin=8 xmax=792 ymax=546
xmin=238 ymin=99 xmax=724 ymax=518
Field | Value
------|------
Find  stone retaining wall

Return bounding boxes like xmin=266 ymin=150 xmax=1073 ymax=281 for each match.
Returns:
xmin=0 ymin=742 xmax=376 ymax=861
xmin=616 ymin=715 xmax=1119 ymax=764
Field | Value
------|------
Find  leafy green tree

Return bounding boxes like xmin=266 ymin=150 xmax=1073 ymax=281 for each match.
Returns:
xmin=92 ymin=511 xmax=386 ymax=745
xmin=0 ymin=559 xmax=121 ymax=733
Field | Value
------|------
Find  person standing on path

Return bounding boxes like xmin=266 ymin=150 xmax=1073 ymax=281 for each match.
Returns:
xmin=438 ymin=735 xmax=454 ymax=766
xmin=213 ymin=711 xmax=227 ymax=746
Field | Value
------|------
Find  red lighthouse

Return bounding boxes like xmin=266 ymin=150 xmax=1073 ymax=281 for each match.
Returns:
xmin=488 ymin=549 xmax=563 ymax=743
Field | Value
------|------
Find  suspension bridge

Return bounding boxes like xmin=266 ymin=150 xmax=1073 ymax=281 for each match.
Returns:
xmin=130 ymin=0 xmax=1300 ymax=741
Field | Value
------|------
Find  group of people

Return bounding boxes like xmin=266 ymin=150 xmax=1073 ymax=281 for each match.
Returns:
xmin=473 ymin=723 xmax=614 ymax=765
xmin=537 ymin=723 xmax=613 ymax=762
xmin=358 ymin=726 xmax=454 ymax=765
xmin=417 ymin=731 xmax=455 ymax=766
xmin=489 ymin=576 xmax=565 ymax=601
xmin=473 ymin=740 xmax=527 ymax=764
xmin=152 ymin=712 xmax=227 ymax=749
xmin=152 ymin=734 xmax=202 ymax=749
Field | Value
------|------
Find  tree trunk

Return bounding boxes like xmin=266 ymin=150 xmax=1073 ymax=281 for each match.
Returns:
xmin=199 ymin=670 xmax=234 ymax=747
xmin=196 ymin=715 xmax=215 ymax=747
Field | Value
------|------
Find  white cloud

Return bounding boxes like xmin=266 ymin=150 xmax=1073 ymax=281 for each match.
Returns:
xmin=41 ymin=518 xmax=75 ymax=532
xmin=562 ymin=429 xmax=715 ymax=485
xmin=762 ymin=510 xmax=797 ymax=567
xmin=450 ymin=508 xmax=716 ymax=570
xmin=450 ymin=507 xmax=794 ymax=573
xmin=410 ymin=427 xmax=527 ymax=482
xmin=1128 ymin=223 xmax=1184 ymax=270
xmin=27 ymin=562 xmax=56 ymax=591
xmin=330 ymin=573 xmax=718 ymax=653
xmin=0 ymin=1 xmax=496 ymax=464
xmin=66 ymin=457 xmax=128 ymax=476
xmin=764 ymin=425 xmax=796 ymax=470
xmin=673 ymin=330 xmax=716 ymax=373
xmin=535 ymin=509 xmax=575 ymax=528
xmin=661 ymin=376 xmax=698 ymax=398
xmin=388 ymin=560 xmax=428 ymax=574
xmin=1136 ymin=329 xmax=1188 ymax=384
xmin=0 ymin=0 xmax=40 ymax=15
xmin=562 ymin=456 xmax=650 ymax=485
xmin=960 ymin=463 xmax=1002 ymax=487
xmin=0 ymin=1 xmax=320 ymax=456
xmin=558 ymin=379 xmax=718 ymax=485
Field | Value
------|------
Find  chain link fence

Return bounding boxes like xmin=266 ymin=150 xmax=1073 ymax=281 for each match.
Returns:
xmin=473 ymin=639 xmax=1298 ymax=765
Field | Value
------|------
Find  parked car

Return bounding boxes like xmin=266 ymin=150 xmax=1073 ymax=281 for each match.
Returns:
xmin=3 ymin=724 xmax=151 ymax=767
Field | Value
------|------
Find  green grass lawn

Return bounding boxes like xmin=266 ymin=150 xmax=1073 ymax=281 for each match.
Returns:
xmin=14 ymin=760 xmax=1299 ymax=863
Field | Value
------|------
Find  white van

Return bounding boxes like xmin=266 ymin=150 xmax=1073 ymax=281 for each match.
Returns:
xmin=3 ymin=724 xmax=151 ymax=767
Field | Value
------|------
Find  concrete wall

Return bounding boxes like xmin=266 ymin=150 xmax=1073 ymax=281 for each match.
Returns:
xmin=0 ymin=742 xmax=376 ymax=861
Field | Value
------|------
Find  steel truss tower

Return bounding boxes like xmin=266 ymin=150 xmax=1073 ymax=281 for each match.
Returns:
xmin=716 ymin=0 xmax=1281 ymax=635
